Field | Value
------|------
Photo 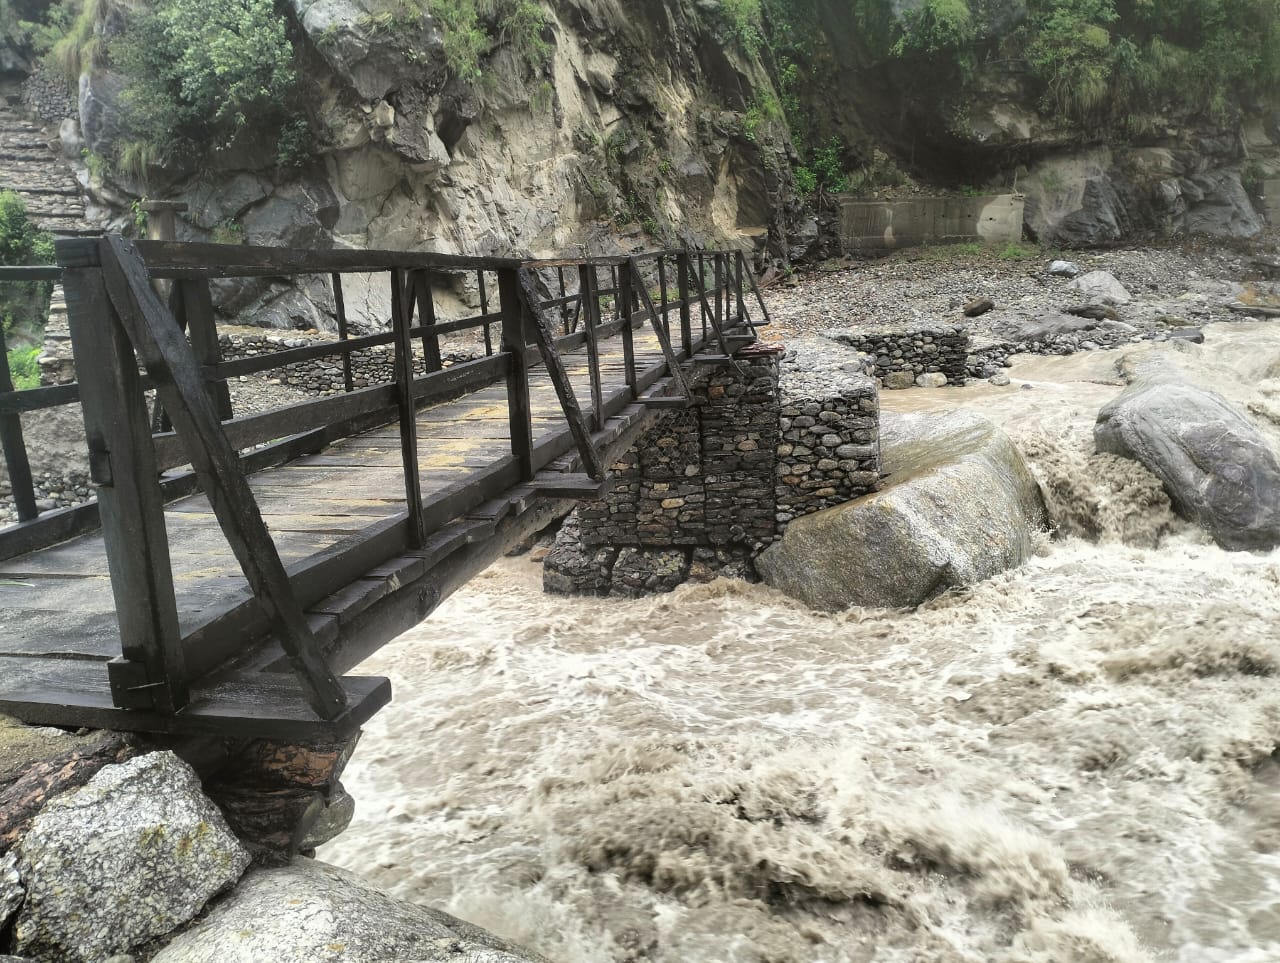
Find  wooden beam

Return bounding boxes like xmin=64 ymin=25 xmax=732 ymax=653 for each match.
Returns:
xmin=97 ymin=236 xmax=348 ymax=720
xmin=628 ymin=257 xmax=691 ymax=401
xmin=0 ymin=320 xmax=38 ymax=522
xmin=390 ymin=268 xmax=426 ymax=549
xmin=60 ymin=255 xmax=188 ymax=713
xmin=517 ymin=268 xmax=604 ymax=481
xmin=497 ymin=268 xmax=534 ymax=481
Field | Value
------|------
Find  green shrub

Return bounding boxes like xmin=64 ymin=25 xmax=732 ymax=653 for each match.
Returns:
xmin=110 ymin=0 xmax=305 ymax=171
xmin=0 ymin=192 xmax=55 ymax=346
xmin=7 ymin=346 xmax=41 ymax=390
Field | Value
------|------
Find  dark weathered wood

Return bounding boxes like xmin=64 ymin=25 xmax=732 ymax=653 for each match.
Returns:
xmin=618 ymin=261 xmax=637 ymax=396
xmin=498 ymin=268 xmax=535 ymax=481
xmin=0 ymin=381 xmax=80 ymax=415
xmin=179 ymin=278 xmax=234 ymax=420
xmin=0 ymin=265 xmax=61 ymax=281
xmin=62 ymin=255 xmax=190 ymax=714
xmin=577 ymin=264 xmax=606 ymax=432
xmin=412 ymin=270 xmax=443 ymax=372
xmin=0 ymin=321 xmax=38 ymax=522
xmin=330 ymin=273 xmax=355 ymax=392
xmin=744 ymin=255 xmax=774 ymax=327
xmin=629 ymin=257 xmax=691 ymax=401
xmin=390 ymin=268 xmax=427 ymax=549
xmin=0 ymin=656 xmax=389 ymax=739
xmin=478 ymin=269 xmax=493 ymax=355
xmin=213 ymin=329 xmax=396 ymax=380
xmin=677 ymin=250 xmax=694 ymax=357
xmin=134 ymin=239 xmax=521 ymax=278
xmin=517 ymin=268 xmax=603 ymax=481
xmin=98 ymin=236 xmax=348 ymax=719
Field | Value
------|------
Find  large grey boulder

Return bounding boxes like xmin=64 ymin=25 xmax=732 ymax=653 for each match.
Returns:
xmin=756 ymin=410 xmax=1047 ymax=610
xmin=1067 ymin=270 xmax=1132 ymax=305
xmin=1095 ymin=378 xmax=1280 ymax=550
xmin=151 ymin=860 xmax=543 ymax=962
xmin=14 ymin=752 xmax=250 ymax=963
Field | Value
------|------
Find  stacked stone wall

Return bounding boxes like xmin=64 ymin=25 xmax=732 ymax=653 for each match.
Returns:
xmin=776 ymin=377 xmax=881 ymax=523
xmin=545 ymin=346 xmax=883 ymax=597
xmin=828 ymin=326 xmax=968 ymax=388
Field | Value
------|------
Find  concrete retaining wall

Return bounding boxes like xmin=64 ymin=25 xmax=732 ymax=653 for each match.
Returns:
xmin=837 ymin=193 xmax=1025 ymax=251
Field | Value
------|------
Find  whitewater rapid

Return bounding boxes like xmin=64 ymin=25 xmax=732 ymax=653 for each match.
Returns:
xmin=324 ymin=324 xmax=1280 ymax=962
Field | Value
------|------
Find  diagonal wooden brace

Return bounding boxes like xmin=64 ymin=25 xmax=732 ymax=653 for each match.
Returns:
xmin=97 ymin=236 xmax=348 ymax=721
xmin=514 ymin=268 xmax=604 ymax=481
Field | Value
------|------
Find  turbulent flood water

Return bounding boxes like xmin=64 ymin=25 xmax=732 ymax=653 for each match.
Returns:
xmin=324 ymin=325 xmax=1280 ymax=962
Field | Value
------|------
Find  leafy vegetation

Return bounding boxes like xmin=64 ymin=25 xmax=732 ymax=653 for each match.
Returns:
xmin=0 ymin=191 xmax=55 ymax=337
xmin=7 ymin=346 xmax=41 ymax=390
xmin=109 ymin=0 xmax=304 ymax=174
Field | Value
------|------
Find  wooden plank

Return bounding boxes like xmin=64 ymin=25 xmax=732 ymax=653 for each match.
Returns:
xmin=412 ymin=270 xmax=443 ymax=372
xmin=331 ymin=273 xmax=355 ymax=392
xmin=578 ymin=265 xmax=606 ymax=432
xmin=61 ymin=254 xmax=189 ymax=713
xmin=0 ymin=381 xmax=79 ymax=416
xmin=528 ymin=471 xmax=608 ymax=499
xmin=498 ymin=268 xmax=535 ymax=481
xmin=134 ymin=239 xmax=521 ymax=277
xmin=213 ymin=330 xmax=396 ymax=380
xmin=629 ymin=257 xmax=692 ymax=401
xmin=98 ymin=236 xmax=348 ymax=720
xmin=178 ymin=278 xmax=233 ymax=420
xmin=518 ymin=268 xmax=603 ymax=481
xmin=0 ymin=657 xmax=390 ymax=740
xmin=390 ymin=267 xmax=426 ymax=548
xmin=0 ymin=320 xmax=38 ymax=521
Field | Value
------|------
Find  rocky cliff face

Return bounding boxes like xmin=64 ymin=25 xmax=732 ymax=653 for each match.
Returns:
xmin=66 ymin=0 xmax=795 ymax=267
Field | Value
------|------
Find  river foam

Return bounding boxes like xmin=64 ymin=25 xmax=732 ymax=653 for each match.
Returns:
xmin=324 ymin=326 xmax=1280 ymax=962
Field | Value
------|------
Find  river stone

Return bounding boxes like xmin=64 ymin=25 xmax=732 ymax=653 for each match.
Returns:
xmin=14 ymin=751 xmax=250 ymax=963
xmin=883 ymin=371 xmax=916 ymax=390
xmin=1047 ymin=259 xmax=1080 ymax=277
xmin=1067 ymin=270 xmax=1132 ymax=305
xmin=150 ymin=860 xmax=543 ymax=962
xmin=1094 ymin=378 xmax=1280 ymax=550
xmin=756 ymin=410 xmax=1046 ymax=610
xmin=1 ymin=850 xmax=21 ymax=930
xmin=994 ymin=311 xmax=1136 ymax=343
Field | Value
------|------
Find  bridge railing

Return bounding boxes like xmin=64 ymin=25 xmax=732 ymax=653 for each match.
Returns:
xmin=2 ymin=237 xmax=768 ymax=725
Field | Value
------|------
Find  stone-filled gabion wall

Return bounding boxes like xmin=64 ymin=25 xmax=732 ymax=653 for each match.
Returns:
xmin=545 ymin=345 xmax=883 ymax=597
xmin=776 ymin=376 xmax=880 ymax=523
xmin=827 ymin=326 xmax=968 ymax=388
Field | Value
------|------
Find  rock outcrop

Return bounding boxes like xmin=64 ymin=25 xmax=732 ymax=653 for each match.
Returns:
xmin=756 ymin=410 xmax=1046 ymax=610
xmin=1095 ymin=377 xmax=1280 ymax=551
xmin=151 ymin=860 xmax=543 ymax=963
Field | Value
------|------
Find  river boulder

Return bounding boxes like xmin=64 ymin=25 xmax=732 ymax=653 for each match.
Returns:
xmin=14 ymin=751 xmax=250 ymax=963
xmin=1094 ymin=378 xmax=1280 ymax=550
xmin=756 ymin=410 xmax=1047 ymax=610
xmin=151 ymin=859 xmax=543 ymax=962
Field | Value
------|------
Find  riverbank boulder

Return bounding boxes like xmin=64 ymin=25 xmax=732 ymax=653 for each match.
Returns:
xmin=151 ymin=859 xmax=543 ymax=962
xmin=14 ymin=751 xmax=250 ymax=963
xmin=1094 ymin=378 xmax=1280 ymax=550
xmin=756 ymin=410 xmax=1047 ymax=610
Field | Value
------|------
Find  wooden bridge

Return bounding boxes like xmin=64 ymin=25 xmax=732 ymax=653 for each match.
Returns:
xmin=0 ymin=238 xmax=766 ymax=740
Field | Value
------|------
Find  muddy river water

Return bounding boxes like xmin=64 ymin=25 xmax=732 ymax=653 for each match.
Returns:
xmin=325 ymin=324 xmax=1280 ymax=962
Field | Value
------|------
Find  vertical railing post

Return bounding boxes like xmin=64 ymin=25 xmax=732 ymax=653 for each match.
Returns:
xmin=677 ymin=250 xmax=693 ymax=357
xmin=714 ymin=253 xmax=724 ymax=332
xmin=412 ymin=270 xmax=443 ymax=373
xmin=58 ymin=238 xmax=188 ymax=713
xmin=497 ymin=267 xmax=535 ymax=481
xmin=618 ymin=259 xmax=637 ymax=396
xmin=0 ymin=319 xmax=38 ymax=522
xmin=478 ymin=269 xmax=494 ymax=356
xmin=177 ymin=278 xmax=232 ymax=421
xmin=331 ymin=272 xmax=355 ymax=392
xmin=734 ymin=251 xmax=746 ymax=328
xmin=577 ymin=264 xmax=604 ymax=432
xmin=390 ymin=268 xmax=426 ymax=548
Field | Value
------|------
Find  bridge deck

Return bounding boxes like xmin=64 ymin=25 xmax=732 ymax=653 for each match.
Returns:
xmin=0 ymin=325 xmax=679 ymax=735
xmin=0 ymin=239 xmax=764 ymax=738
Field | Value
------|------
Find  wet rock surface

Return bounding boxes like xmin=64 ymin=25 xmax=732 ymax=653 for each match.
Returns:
xmin=1095 ymin=376 xmax=1280 ymax=551
xmin=150 ymin=860 xmax=544 ymax=963
xmin=757 ymin=410 xmax=1047 ymax=610
xmin=14 ymin=752 xmax=250 ymax=963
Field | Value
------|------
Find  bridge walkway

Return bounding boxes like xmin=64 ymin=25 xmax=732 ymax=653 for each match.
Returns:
xmin=0 ymin=238 xmax=764 ymax=740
